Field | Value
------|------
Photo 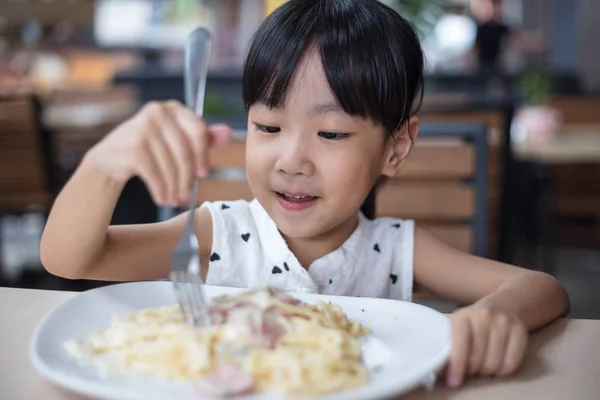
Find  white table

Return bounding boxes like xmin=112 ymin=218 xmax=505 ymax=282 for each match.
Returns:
xmin=1 ymin=286 xmax=599 ymax=399
xmin=514 ymin=126 xmax=600 ymax=164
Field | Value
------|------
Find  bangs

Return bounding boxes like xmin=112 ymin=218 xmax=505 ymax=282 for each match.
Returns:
xmin=242 ymin=0 xmax=424 ymax=135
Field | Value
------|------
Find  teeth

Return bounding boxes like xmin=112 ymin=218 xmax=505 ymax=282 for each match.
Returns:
xmin=279 ymin=193 xmax=310 ymax=200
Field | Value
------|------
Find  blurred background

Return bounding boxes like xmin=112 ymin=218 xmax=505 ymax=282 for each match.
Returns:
xmin=0 ymin=0 xmax=598 ymax=317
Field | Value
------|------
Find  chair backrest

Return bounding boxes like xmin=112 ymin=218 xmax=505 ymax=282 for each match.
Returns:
xmin=375 ymin=122 xmax=488 ymax=257
xmin=419 ymin=108 xmax=506 ymax=258
xmin=0 ymin=95 xmax=52 ymax=213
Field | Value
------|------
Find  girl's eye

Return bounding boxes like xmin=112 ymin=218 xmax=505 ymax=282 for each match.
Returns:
xmin=318 ymin=131 xmax=349 ymax=141
xmin=254 ymin=124 xmax=280 ymax=134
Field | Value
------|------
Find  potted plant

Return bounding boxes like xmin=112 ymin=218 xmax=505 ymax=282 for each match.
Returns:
xmin=513 ymin=72 xmax=562 ymax=145
xmin=384 ymin=0 xmax=448 ymax=39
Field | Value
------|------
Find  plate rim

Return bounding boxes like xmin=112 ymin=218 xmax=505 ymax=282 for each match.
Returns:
xmin=30 ymin=281 xmax=451 ymax=400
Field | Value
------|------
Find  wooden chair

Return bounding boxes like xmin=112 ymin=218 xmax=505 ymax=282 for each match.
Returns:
xmin=419 ymin=108 xmax=506 ymax=258
xmin=376 ymin=122 xmax=488 ymax=303
xmin=375 ymin=122 xmax=489 ymax=257
xmin=0 ymin=95 xmax=54 ymax=214
xmin=0 ymin=95 xmax=55 ymax=281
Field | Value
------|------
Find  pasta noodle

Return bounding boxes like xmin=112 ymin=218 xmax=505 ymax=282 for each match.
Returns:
xmin=64 ymin=287 xmax=371 ymax=397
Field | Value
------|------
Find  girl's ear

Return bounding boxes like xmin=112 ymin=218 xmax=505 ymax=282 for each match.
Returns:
xmin=381 ymin=116 xmax=419 ymax=178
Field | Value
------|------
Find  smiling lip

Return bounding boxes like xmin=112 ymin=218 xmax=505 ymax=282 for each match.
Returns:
xmin=275 ymin=191 xmax=319 ymax=211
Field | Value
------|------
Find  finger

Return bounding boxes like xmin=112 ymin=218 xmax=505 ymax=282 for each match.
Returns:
xmin=167 ymin=102 xmax=210 ymax=177
xmin=468 ymin=310 xmax=491 ymax=375
xmin=160 ymin=105 xmax=196 ymax=201
xmin=498 ymin=323 xmax=528 ymax=377
xmin=144 ymin=104 xmax=180 ymax=204
xmin=208 ymin=123 xmax=233 ymax=147
xmin=447 ymin=315 xmax=471 ymax=388
xmin=134 ymin=151 xmax=168 ymax=205
xmin=481 ymin=315 xmax=511 ymax=376
xmin=146 ymin=130 xmax=179 ymax=205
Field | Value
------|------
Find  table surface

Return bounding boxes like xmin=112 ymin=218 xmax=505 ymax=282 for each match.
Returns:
xmin=514 ymin=125 xmax=600 ymax=163
xmin=2 ymin=286 xmax=599 ymax=400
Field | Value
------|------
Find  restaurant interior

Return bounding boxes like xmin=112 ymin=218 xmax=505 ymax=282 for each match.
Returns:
xmin=0 ymin=0 xmax=598 ymax=321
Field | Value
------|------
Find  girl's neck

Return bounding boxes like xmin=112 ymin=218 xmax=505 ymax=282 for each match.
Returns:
xmin=282 ymin=213 xmax=359 ymax=269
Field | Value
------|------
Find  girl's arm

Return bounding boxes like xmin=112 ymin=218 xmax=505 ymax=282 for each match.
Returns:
xmin=414 ymin=227 xmax=569 ymax=327
xmin=413 ymin=227 xmax=570 ymax=387
xmin=40 ymin=157 xmax=214 ymax=281
xmin=40 ymin=101 xmax=229 ymax=282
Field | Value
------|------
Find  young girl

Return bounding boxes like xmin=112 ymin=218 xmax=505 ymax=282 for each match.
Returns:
xmin=41 ymin=0 xmax=569 ymax=390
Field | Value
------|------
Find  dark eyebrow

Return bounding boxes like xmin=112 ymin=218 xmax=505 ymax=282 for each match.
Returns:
xmin=251 ymin=101 xmax=346 ymax=116
xmin=310 ymin=102 xmax=345 ymax=116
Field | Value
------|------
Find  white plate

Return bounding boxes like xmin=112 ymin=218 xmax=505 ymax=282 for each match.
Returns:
xmin=30 ymin=281 xmax=450 ymax=400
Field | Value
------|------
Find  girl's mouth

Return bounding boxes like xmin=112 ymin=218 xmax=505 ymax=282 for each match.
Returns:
xmin=275 ymin=192 xmax=319 ymax=211
xmin=276 ymin=192 xmax=318 ymax=201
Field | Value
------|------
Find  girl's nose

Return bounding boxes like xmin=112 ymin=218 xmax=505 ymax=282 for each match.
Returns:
xmin=274 ymin=134 xmax=315 ymax=176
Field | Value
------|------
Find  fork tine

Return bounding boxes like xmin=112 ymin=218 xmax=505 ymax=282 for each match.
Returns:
xmin=183 ymin=285 xmax=198 ymax=322
xmin=187 ymin=290 xmax=201 ymax=325
xmin=173 ymin=273 xmax=197 ymax=325
xmin=184 ymin=273 xmax=206 ymax=325
xmin=186 ymin=284 xmax=201 ymax=324
xmin=185 ymin=270 xmax=208 ymax=325
xmin=195 ymin=275 xmax=211 ymax=322
xmin=179 ymin=288 xmax=192 ymax=324
xmin=180 ymin=282 xmax=197 ymax=324
xmin=174 ymin=282 xmax=191 ymax=324
xmin=193 ymin=278 xmax=209 ymax=324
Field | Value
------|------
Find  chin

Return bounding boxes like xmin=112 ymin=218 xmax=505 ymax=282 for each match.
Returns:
xmin=270 ymin=212 xmax=326 ymax=239
xmin=279 ymin=225 xmax=324 ymax=240
xmin=257 ymin=191 xmax=359 ymax=240
xmin=272 ymin=207 xmax=358 ymax=241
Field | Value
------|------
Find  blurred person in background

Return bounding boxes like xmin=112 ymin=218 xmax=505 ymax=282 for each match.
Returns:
xmin=470 ymin=0 xmax=545 ymax=74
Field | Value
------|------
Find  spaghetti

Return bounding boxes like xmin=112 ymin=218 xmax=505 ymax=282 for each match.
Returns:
xmin=64 ymin=287 xmax=371 ymax=397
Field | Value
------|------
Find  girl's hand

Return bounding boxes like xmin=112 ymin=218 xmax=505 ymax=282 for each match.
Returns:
xmin=445 ymin=305 xmax=528 ymax=388
xmin=84 ymin=100 xmax=231 ymax=206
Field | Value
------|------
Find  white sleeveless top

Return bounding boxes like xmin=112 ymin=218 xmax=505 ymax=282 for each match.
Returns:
xmin=201 ymin=199 xmax=415 ymax=301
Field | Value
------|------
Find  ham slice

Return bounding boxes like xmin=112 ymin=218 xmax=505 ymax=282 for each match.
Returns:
xmin=193 ymin=289 xmax=311 ymax=396
xmin=194 ymin=364 xmax=254 ymax=398
xmin=208 ymin=288 xmax=305 ymax=347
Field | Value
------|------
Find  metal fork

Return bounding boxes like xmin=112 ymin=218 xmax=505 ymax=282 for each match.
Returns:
xmin=169 ymin=26 xmax=212 ymax=327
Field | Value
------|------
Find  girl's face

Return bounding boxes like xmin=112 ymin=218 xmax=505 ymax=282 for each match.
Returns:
xmin=246 ymin=52 xmax=408 ymax=240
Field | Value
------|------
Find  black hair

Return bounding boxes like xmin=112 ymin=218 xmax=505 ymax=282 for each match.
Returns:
xmin=242 ymin=0 xmax=425 ymax=137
